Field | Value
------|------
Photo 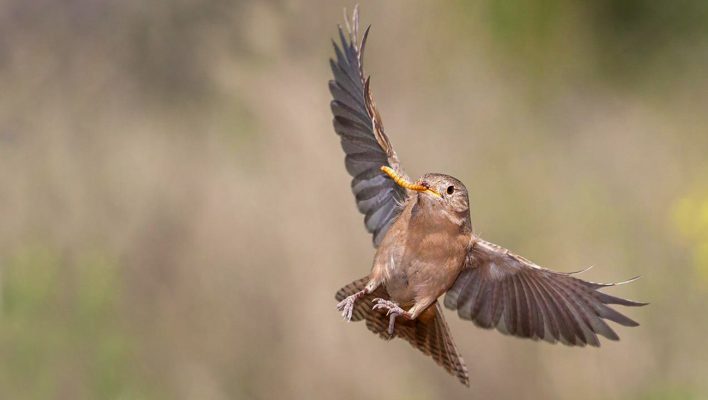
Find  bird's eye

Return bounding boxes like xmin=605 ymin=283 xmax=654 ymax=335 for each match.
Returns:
xmin=446 ymin=185 xmax=455 ymax=195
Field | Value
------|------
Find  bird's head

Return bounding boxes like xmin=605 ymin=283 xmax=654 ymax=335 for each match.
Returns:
xmin=380 ymin=166 xmax=470 ymax=216
xmin=415 ymin=172 xmax=469 ymax=214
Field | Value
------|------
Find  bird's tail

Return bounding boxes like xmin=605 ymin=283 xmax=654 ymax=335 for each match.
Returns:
xmin=336 ymin=277 xmax=470 ymax=386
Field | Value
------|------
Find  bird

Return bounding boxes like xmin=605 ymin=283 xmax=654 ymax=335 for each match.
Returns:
xmin=329 ymin=6 xmax=646 ymax=387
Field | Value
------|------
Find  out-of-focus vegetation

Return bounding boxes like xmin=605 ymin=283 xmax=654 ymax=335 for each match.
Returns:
xmin=0 ymin=0 xmax=707 ymax=399
xmin=0 ymin=246 xmax=156 ymax=399
xmin=674 ymin=190 xmax=708 ymax=286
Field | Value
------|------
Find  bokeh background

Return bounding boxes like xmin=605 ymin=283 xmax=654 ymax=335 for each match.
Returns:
xmin=1 ymin=0 xmax=707 ymax=399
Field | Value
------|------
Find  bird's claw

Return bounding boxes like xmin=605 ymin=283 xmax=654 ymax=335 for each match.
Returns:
xmin=372 ymin=298 xmax=404 ymax=314
xmin=336 ymin=295 xmax=358 ymax=321
xmin=372 ymin=298 xmax=406 ymax=335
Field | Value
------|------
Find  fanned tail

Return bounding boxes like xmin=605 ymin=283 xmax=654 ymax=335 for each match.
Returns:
xmin=336 ymin=278 xmax=470 ymax=386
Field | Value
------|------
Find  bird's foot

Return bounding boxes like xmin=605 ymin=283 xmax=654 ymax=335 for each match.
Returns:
xmin=336 ymin=291 xmax=365 ymax=321
xmin=372 ymin=298 xmax=407 ymax=336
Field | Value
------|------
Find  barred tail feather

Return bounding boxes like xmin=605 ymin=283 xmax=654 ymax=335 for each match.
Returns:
xmin=335 ymin=279 xmax=469 ymax=386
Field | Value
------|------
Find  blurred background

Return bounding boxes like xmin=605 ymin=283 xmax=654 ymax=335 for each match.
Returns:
xmin=0 ymin=0 xmax=707 ymax=399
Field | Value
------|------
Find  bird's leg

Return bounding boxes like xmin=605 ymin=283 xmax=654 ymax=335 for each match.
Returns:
xmin=336 ymin=290 xmax=366 ymax=321
xmin=372 ymin=299 xmax=410 ymax=335
xmin=371 ymin=298 xmax=434 ymax=336
xmin=336 ymin=280 xmax=380 ymax=321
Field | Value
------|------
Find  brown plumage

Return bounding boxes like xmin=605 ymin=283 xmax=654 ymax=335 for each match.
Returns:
xmin=336 ymin=277 xmax=469 ymax=386
xmin=329 ymin=6 xmax=646 ymax=387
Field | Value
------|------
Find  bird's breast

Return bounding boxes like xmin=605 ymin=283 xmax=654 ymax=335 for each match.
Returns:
xmin=374 ymin=211 xmax=469 ymax=304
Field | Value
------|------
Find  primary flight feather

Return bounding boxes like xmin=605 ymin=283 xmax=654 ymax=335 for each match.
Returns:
xmin=329 ymin=6 xmax=646 ymax=387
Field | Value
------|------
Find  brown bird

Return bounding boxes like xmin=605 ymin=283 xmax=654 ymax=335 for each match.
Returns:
xmin=329 ymin=7 xmax=646 ymax=387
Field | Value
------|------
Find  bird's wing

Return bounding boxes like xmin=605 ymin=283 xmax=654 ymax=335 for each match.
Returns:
xmin=444 ymin=238 xmax=647 ymax=346
xmin=329 ymin=6 xmax=410 ymax=246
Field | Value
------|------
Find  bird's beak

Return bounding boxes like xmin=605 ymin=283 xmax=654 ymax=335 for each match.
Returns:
xmin=380 ymin=166 xmax=442 ymax=198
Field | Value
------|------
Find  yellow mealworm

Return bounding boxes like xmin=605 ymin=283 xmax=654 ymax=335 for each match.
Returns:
xmin=380 ymin=166 xmax=428 ymax=191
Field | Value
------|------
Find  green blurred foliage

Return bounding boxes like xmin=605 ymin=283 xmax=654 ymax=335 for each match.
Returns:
xmin=450 ymin=0 xmax=708 ymax=93
xmin=637 ymin=386 xmax=699 ymax=400
xmin=0 ymin=246 xmax=158 ymax=399
xmin=673 ymin=188 xmax=708 ymax=286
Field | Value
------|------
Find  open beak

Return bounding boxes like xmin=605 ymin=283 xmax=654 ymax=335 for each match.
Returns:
xmin=380 ymin=166 xmax=442 ymax=198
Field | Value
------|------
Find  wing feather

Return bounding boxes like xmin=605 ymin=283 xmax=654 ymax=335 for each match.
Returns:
xmin=445 ymin=238 xmax=646 ymax=346
xmin=329 ymin=7 xmax=410 ymax=246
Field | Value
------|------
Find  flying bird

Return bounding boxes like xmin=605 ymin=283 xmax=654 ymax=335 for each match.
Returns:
xmin=329 ymin=6 xmax=646 ymax=386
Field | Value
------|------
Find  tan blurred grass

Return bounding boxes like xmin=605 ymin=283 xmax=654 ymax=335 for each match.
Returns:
xmin=1 ymin=0 xmax=708 ymax=399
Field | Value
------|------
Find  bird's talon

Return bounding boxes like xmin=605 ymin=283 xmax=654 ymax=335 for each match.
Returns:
xmin=371 ymin=298 xmax=405 ymax=316
xmin=336 ymin=296 xmax=358 ymax=322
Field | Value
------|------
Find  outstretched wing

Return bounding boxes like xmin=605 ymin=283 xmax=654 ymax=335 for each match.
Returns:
xmin=329 ymin=6 xmax=409 ymax=246
xmin=444 ymin=239 xmax=647 ymax=346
